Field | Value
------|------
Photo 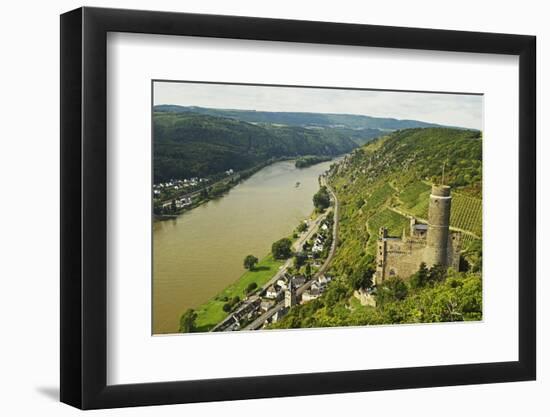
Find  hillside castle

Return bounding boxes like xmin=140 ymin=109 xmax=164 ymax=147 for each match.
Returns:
xmin=374 ymin=185 xmax=461 ymax=285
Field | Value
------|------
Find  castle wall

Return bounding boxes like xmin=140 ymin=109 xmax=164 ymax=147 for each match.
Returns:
xmin=374 ymin=185 xmax=462 ymax=285
xmin=375 ymin=238 xmax=426 ymax=284
xmin=447 ymin=232 xmax=462 ymax=270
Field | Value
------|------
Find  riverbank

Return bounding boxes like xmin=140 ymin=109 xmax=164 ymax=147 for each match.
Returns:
xmin=155 ymin=155 xmax=343 ymax=221
xmin=193 ymin=254 xmax=284 ymax=331
xmin=153 ymin=157 xmax=341 ymax=334
xmin=192 ymin=213 xmax=317 ymax=331
xmin=154 ymin=156 xmax=297 ymax=222
xmin=295 ymin=155 xmax=333 ymax=168
xmin=187 ymin=190 xmax=335 ymax=333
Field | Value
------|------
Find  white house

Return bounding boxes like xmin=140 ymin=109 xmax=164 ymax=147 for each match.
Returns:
xmin=276 ymin=279 xmax=288 ymax=290
xmin=265 ymin=286 xmax=280 ymax=299
xmin=312 ymin=243 xmax=323 ymax=253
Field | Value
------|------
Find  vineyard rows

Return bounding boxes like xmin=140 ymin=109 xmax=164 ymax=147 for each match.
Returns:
xmin=398 ymin=182 xmax=482 ymax=237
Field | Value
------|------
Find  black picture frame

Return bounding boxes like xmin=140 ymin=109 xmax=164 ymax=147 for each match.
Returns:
xmin=60 ymin=6 xmax=536 ymax=410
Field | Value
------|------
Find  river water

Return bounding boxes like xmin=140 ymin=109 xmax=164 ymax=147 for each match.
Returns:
xmin=153 ymin=159 xmax=337 ymax=334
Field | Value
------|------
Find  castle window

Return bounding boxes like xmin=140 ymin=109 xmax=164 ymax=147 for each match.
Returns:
xmin=389 ymin=268 xmax=396 ymax=276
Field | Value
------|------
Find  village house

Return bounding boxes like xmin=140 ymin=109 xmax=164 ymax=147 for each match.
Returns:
xmin=175 ymin=197 xmax=192 ymax=208
xmin=312 ymin=242 xmax=324 ymax=253
xmin=318 ymin=275 xmax=332 ymax=286
xmin=265 ymin=285 xmax=282 ymax=299
xmin=276 ymin=278 xmax=288 ymax=290
xmin=260 ymin=299 xmax=275 ymax=312
xmin=291 ymin=275 xmax=307 ymax=287
xmin=302 ymin=287 xmax=321 ymax=302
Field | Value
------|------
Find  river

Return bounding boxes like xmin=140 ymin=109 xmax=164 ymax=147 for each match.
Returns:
xmin=153 ymin=158 xmax=337 ymax=334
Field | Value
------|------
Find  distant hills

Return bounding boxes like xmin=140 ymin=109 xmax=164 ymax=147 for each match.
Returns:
xmin=154 ymin=112 xmax=360 ymax=182
xmin=154 ymin=105 xmax=446 ymax=130
xmin=153 ymin=105 xmax=464 ymax=183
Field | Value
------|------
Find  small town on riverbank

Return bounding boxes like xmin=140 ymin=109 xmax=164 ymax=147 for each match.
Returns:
xmin=154 ymin=157 xmax=298 ymax=220
xmin=174 ymin=167 xmax=341 ymax=333
xmin=210 ymin=175 xmax=339 ymax=332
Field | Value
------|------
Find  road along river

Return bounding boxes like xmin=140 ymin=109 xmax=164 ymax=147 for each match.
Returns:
xmin=153 ymin=158 xmax=338 ymax=334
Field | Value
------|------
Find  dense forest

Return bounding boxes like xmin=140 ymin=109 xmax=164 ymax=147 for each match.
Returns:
xmin=270 ymin=127 xmax=483 ymax=329
xmin=153 ymin=112 xmax=373 ymax=182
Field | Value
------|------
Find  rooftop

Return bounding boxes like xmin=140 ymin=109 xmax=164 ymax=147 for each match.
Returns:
xmin=413 ymin=224 xmax=428 ymax=230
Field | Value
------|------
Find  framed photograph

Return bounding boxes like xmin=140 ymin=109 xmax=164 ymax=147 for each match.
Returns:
xmin=60 ymin=7 xmax=536 ymax=409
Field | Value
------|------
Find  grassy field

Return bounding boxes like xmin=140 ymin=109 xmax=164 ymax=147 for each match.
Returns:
xmin=193 ymin=254 xmax=284 ymax=331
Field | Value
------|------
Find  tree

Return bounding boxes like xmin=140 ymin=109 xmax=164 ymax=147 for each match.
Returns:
xmin=245 ymin=282 xmax=258 ymax=294
xmin=461 ymin=239 xmax=482 ymax=273
xmin=376 ymin=277 xmax=408 ymax=305
xmin=305 ymin=263 xmax=312 ymax=277
xmin=297 ymin=222 xmax=308 ymax=233
xmin=350 ymin=264 xmax=374 ymax=290
xmin=409 ymin=262 xmax=429 ymax=289
xmin=349 ymin=255 xmax=375 ymax=290
xmin=313 ymin=186 xmax=330 ymax=211
xmin=272 ymin=238 xmax=293 ymax=259
xmin=179 ymin=309 xmax=197 ymax=333
xmin=294 ymin=252 xmax=308 ymax=268
xmin=324 ymin=281 xmax=350 ymax=307
xmin=243 ymin=254 xmax=259 ymax=270
xmin=427 ymin=264 xmax=447 ymax=285
xmin=153 ymin=201 xmax=164 ymax=215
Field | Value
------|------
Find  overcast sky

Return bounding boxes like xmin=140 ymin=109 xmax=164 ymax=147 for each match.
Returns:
xmin=154 ymin=81 xmax=483 ymax=130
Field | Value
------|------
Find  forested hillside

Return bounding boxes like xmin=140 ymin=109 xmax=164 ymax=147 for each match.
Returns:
xmin=154 ymin=112 xmax=372 ymax=182
xmin=154 ymin=105 xmax=447 ymax=130
xmin=270 ymin=127 xmax=483 ymax=329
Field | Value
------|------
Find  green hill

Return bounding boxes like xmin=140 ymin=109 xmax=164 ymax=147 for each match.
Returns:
xmin=154 ymin=105 xmax=448 ymax=130
xmin=154 ymin=112 xmax=375 ymax=182
xmin=332 ymin=127 xmax=482 ymax=264
xmin=269 ymin=127 xmax=483 ymax=330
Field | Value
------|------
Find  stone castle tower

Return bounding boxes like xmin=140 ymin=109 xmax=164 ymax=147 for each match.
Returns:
xmin=374 ymin=184 xmax=461 ymax=285
xmin=425 ymin=185 xmax=452 ymax=266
